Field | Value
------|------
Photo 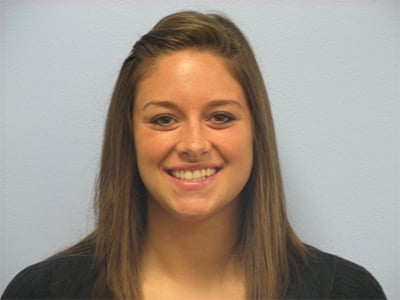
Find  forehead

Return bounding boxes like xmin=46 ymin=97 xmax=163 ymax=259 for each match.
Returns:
xmin=135 ymin=50 xmax=245 ymax=102
xmin=141 ymin=50 xmax=234 ymax=78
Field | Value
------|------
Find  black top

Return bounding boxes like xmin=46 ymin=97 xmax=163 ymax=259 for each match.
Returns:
xmin=1 ymin=248 xmax=386 ymax=299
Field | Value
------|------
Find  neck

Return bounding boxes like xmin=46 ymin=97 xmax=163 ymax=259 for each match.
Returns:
xmin=141 ymin=198 xmax=242 ymax=283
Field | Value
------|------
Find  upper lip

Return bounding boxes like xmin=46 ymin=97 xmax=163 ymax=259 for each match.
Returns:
xmin=165 ymin=164 xmax=222 ymax=172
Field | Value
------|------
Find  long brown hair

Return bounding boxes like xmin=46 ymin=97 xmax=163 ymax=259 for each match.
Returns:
xmin=62 ymin=11 xmax=308 ymax=299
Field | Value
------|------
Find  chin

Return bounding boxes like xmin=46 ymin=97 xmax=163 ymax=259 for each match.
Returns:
xmin=170 ymin=200 xmax=236 ymax=223
xmin=171 ymin=206 xmax=215 ymax=222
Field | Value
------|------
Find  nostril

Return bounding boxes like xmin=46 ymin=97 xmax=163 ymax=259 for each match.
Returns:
xmin=175 ymin=136 xmax=211 ymax=157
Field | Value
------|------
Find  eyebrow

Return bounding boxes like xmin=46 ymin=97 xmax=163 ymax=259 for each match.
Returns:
xmin=142 ymin=100 xmax=178 ymax=111
xmin=142 ymin=99 xmax=242 ymax=111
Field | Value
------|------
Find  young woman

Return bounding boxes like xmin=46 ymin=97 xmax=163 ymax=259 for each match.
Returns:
xmin=2 ymin=11 xmax=385 ymax=299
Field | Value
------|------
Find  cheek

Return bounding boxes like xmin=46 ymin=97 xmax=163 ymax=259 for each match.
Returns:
xmin=134 ymin=128 xmax=155 ymax=177
xmin=236 ymin=129 xmax=254 ymax=174
xmin=134 ymin=128 xmax=174 ymax=169
xmin=134 ymin=132 xmax=162 ymax=193
xmin=221 ymin=127 xmax=253 ymax=159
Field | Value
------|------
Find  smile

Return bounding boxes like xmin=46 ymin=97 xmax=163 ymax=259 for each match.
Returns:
xmin=170 ymin=168 xmax=217 ymax=182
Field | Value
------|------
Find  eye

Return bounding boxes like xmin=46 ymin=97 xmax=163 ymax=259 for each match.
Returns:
xmin=151 ymin=115 xmax=176 ymax=127
xmin=210 ymin=113 xmax=235 ymax=125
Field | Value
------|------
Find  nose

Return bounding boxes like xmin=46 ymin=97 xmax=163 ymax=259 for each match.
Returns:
xmin=176 ymin=123 xmax=211 ymax=160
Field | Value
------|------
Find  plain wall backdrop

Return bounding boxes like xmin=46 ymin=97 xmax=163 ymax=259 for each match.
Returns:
xmin=1 ymin=0 xmax=398 ymax=298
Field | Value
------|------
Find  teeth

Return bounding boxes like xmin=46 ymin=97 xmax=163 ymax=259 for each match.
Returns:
xmin=171 ymin=168 xmax=217 ymax=181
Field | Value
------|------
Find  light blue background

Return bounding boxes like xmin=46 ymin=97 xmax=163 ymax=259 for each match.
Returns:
xmin=1 ymin=1 xmax=398 ymax=298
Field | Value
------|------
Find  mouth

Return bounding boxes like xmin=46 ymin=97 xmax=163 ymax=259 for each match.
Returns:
xmin=168 ymin=168 xmax=219 ymax=182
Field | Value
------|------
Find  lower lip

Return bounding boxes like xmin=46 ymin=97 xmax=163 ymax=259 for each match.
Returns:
xmin=168 ymin=171 xmax=219 ymax=191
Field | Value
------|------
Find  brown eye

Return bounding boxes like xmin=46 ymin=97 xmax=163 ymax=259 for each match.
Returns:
xmin=152 ymin=115 xmax=176 ymax=127
xmin=210 ymin=113 xmax=235 ymax=124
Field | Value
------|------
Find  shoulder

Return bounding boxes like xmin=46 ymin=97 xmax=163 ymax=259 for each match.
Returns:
xmin=1 ymin=255 xmax=96 ymax=299
xmin=313 ymin=248 xmax=386 ymax=299
xmin=287 ymin=247 xmax=386 ymax=299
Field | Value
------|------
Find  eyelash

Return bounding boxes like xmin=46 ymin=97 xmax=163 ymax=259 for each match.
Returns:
xmin=149 ymin=112 xmax=236 ymax=128
xmin=209 ymin=113 xmax=235 ymax=125
xmin=150 ymin=115 xmax=176 ymax=127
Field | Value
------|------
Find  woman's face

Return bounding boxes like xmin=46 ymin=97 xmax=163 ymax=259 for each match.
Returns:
xmin=133 ymin=50 xmax=253 ymax=222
